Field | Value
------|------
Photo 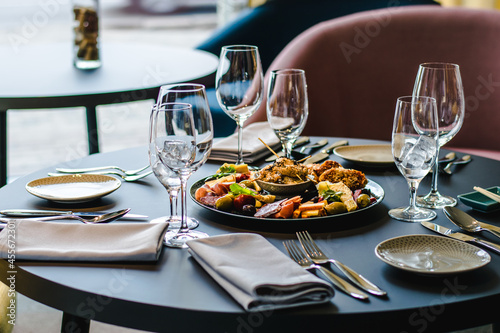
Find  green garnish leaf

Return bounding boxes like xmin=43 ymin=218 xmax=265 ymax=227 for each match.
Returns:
xmin=218 ymin=165 xmax=236 ymax=174
xmin=229 ymin=183 xmax=257 ymax=196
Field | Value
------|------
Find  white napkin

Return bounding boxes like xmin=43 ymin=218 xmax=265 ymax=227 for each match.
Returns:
xmin=0 ymin=220 xmax=169 ymax=262
xmin=187 ymin=233 xmax=334 ymax=312
xmin=209 ymin=122 xmax=281 ymax=163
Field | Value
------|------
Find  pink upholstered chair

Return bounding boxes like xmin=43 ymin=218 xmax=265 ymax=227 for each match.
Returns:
xmin=247 ymin=6 xmax=500 ymax=160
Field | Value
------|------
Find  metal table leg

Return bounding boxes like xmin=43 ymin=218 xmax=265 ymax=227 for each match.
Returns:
xmin=85 ymin=105 xmax=99 ymax=155
xmin=61 ymin=312 xmax=90 ymax=333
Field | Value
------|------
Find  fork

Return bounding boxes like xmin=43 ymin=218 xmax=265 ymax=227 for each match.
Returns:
xmin=283 ymin=240 xmax=368 ymax=300
xmin=56 ymin=165 xmax=150 ymax=176
xmin=48 ymin=170 xmax=153 ymax=182
xmin=297 ymin=231 xmax=387 ymax=296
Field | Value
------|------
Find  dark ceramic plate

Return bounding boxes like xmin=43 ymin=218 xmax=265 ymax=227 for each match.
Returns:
xmin=190 ymin=177 xmax=385 ymax=231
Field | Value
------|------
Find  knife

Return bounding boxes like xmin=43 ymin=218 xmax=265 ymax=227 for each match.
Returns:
xmin=421 ymin=221 xmax=500 ymax=254
xmin=0 ymin=209 xmax=148 ymax=220
xmin=302 ymin=140 xmax=349 ymax=164
xmin=265 ymin=136 xmax=311 ymax=162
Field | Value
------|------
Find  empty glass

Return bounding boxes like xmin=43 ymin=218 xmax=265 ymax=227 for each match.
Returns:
xmin=389 ymin=96 xmax=439 ymax=222
xmin=413 ymin=63 xmax=465 ymax=209
xmin=149 ymin=105 xmax=199 ymax=230
xmin=215 ymin=45 xmax=264 ymax=164
xmin=266 ymin=69 xmax=309 ymax=159
xmin=150 ymin=103 xmax=212 ymax=248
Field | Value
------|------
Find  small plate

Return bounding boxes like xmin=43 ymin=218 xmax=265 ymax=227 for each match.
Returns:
xmin=334 ymin=144 xmax=393 ymax=167
xmin=458 ymin=186 xmax=500 ymax=213
xmin=375 ymin=234 xmax=490 ymax=275
xmin=26 ymin=174 xmax=121 ymax=203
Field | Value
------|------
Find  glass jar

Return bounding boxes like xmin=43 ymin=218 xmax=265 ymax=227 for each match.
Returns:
xmin=72 ymin=0 xmax=101 ymax=70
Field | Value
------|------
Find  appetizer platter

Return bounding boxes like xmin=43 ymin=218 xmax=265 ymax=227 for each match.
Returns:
xmin=190 ymin=157 xmax=384 ymax=230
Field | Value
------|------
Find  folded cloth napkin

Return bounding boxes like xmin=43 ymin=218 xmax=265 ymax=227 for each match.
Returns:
xmin=0 ymin=220 xmax=169 ymax=262
xmin=187 ymin=233 xmax=334 ymax=312
xmin=209 ymin=122 xmax=281 ymax=163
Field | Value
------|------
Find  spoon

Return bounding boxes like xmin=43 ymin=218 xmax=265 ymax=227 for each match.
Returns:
xmin=443 ymin=206 xmax=500 ymax=240
xmin=0 ymin=208 xmax=131 ymax=224
xmin=443 ymin=154 xmax=472 ymax=174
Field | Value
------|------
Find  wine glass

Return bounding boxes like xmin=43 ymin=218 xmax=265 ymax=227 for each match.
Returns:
xmin=215 ymin=45 xmax=264 ymax=164
xmin=149 ymin=105 xmax=198 ymax=230
xmin=153 ymin=83 xmax=213 ymax=229
xmin=150 ymin=103 xmax=211 ymax=248
xmin=413 ymin=62 xmax=465 ymax=209
xmin=389 ymin=96 xmax=439 ymax=222
xmin=266 ymin=68 xmax=308 ymax=159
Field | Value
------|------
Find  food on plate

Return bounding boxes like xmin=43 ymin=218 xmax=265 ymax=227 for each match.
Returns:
xmin=256 ymin=157 xmax=311 ymax=184
xmin=194 ymin=159 xmax=377 ymax=219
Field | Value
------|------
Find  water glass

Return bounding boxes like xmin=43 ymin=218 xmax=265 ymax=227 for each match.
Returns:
xmin=389 ymin=96 xmax=439 ymax=222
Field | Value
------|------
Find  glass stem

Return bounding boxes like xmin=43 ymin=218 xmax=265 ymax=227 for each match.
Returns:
xmin=408 ymin=180 xmax=420 ymax=211
xmin=429 ymin=146 xmax=441 ymax=194
xmin=236 ymin=120 xmax=244 ymax=165
xmin=283 ymin=139 xmax=295 ymax=159
xmin=178 ymin=175 xmax=190 ymax=233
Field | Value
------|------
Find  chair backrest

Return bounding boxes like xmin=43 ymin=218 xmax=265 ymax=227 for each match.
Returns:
xmin=247 ymin=6 xmax=500 ymax=153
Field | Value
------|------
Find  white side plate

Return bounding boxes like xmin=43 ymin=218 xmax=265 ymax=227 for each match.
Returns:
xmin=26 ymin=174 xmax=121 ymax=203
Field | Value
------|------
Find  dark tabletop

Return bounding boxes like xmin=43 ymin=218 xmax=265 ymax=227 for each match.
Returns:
xmin=1 ymin=137 xmax=499 ymax=333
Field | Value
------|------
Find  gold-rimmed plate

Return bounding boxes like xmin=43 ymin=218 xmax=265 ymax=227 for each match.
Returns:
xmin=26 ymin=174 xmax=121 ymax=203
xmin=334 ymin=144 xmax=393 ymax=167
xmin=375 ymin=234 xmax=491 ymax=275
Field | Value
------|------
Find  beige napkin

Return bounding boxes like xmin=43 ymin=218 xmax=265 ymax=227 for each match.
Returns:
xmin=187 ymin=233 xmax=334 ymax=312
xmin=209 ymin=122 xmax=281 ymax=163
xmin=0 ymin=220 xmax=169 ymax=262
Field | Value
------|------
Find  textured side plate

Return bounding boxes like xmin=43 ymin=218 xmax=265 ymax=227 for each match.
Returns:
xmin=375 ymin=234 xmax=491 ymax=275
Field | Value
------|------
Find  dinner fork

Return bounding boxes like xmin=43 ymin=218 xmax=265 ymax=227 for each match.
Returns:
xmin=0 ymin=208 xmax=130 ymax=224
xmin=56 ymin=165 xmax=150 ymax=176
xmin=297 ymin=231 xmax=387 ymax=296
xmin=48 ymin=170 xmax=153 ymax=182
xmin=283 ymin=240 xmax=368 ymax=300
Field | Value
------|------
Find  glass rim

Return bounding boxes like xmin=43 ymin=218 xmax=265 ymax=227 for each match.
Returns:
xmin=221 ymin=44 xmax=259 ymax=51
xmin=271 ymin=68 xmax=305 ymax=75
xmin=397 ymin=96 xmax=436 ymax=103
xmin=159 ymin=83 xmax=206 ymax=93
xmin=419 ymin=62 xmax=459 ymax=69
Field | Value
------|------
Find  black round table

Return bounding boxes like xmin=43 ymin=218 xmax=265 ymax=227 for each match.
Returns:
xmin=0 ymin=42 xmax=219 ymax=186
xmin=1 ymin=137 xmax=499 ymax=333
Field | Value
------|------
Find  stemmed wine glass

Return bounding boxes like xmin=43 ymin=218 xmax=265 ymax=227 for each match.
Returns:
xmin=151 ymin=83 xmax=213 ymax=230
xmin=389 ymin=96 xmax=439 ymax=222
xmin=215 ymin=45 xmax=264 ymax=164
xmin=149 ymin=105 xmax=198 ymax=230
xmin=413 ymin=62 xmax=465 ymax=209
xmin=150 ymin=102 xmax=212 ymax=248
xmin=266 ymin=69 xmax=309 ymax=159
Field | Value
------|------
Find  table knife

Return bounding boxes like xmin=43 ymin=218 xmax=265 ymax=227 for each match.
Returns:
xmin=265 ymin=136 xmax=310 ymax=162
xmin=0 ymin=209 xmax=148 ymax=220
xmin=302 ymin=140 xmax=349 ymax=164
xmin=421 ymin=221 xmax=500 ymax=254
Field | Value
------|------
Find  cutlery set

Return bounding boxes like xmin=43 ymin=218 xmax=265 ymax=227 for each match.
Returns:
xmin=421 ymin=207 xmax=500 ymax=255
xmin=49 ymin=165 xmax=152 ymax=182
xmin=0 ymin=208 xmax=133 ymax=226
xmin=285 ymin=230 xmax=386 ymax=300
xmin=435 ymin=152 xmax=472 ymax=175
